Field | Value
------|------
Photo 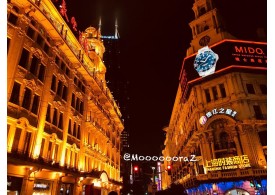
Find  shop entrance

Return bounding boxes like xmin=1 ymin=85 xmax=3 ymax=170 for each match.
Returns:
xmin=7 ymin=176 xmax=23 ymax=195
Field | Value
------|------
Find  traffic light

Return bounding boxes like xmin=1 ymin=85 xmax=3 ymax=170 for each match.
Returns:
xmin=133 ymin=165 xmax=139 ymax=179
xmin=167 ymin=165 xmax=172 ymax=175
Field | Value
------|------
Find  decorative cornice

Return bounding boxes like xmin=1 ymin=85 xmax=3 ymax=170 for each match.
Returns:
xmin=23 ymin=79 xmax=38 ymax=92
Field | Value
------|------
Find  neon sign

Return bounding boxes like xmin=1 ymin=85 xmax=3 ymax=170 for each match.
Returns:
xmin=199 ymin=108 xmax=237 ymax=125
xmin=206 ymin=155 xmax=251 ymax=171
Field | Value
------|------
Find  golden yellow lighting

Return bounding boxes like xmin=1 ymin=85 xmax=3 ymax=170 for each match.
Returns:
xmin=93 ymin=179 xmax=101 ymax=187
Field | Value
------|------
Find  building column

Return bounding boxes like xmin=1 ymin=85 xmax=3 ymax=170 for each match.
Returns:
xmin=32 ymin=61 xmax=55 ymax=158
xmin=226 ymin=74 xmax=236 ymax=98
xmin=59 ymin=79 xmax=74 ymax=166
xmin=21 ymin=168 xmax=35 ymax=195
xmin=209 ymin=88 xmax=214 ymax=102
xmin=196 ymin=86 xmax=204 ymax=110
xmin=216 ymin=85 xmax=222 ymax=99
xmin=238 ymin=124 xmax=259 ymax=167
xmin=7 ymin=123 xmax=17 ymax=152
xmin=231 ymin=130 xmax=242 ymax=156
xmin=235 ymin=73 xmax=246 ymax=95
xmin=208 ymin=131 xmax=216 ymax=159
xmin=7 ymin=16 xmax=29 ymax=98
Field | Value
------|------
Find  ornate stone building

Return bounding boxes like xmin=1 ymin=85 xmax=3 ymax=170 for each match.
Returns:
xmin=161 ymin=0 xmax=267 ymax=194
xmin=7 ymin=0 xmax=124 ymax=194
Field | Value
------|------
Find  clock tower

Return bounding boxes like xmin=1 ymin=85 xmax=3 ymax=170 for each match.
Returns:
xmin=187 ymin=0 xmax=235 ymax=56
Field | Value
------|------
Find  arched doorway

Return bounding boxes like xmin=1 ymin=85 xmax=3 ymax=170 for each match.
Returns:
xmin=225 ymin=188 xmax=250 ymax=195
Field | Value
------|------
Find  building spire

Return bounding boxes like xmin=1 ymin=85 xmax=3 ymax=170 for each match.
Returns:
xmin=115 ymin=18 xmax=119 ymax=39
xmin=98 ymin=17 xmax=102 ymax=32
xmin=98 ymin=17 xmax=102 ymax=38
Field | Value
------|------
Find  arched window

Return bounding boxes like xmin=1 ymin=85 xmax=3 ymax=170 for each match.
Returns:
xmin=220 ymin=131 xmax=229 ymax=149
xmin=204 ymin=25 xmax=209 ymax=31
xmin=199 ymin=7 xmax=206 ymax=16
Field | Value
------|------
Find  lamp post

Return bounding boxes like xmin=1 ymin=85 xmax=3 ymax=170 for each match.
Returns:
xmin=151 ymin=167 xmax=156 ymax=195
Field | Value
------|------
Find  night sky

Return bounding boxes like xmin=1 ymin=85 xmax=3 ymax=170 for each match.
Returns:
xmin=65 ymin=0 xmax=266 ymax=156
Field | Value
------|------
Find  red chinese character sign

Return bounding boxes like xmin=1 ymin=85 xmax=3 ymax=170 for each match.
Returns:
xmin=59 ymin=0 xmax=69 ymax=22
xmin=71 ymin=17 xmax=77 ymax=32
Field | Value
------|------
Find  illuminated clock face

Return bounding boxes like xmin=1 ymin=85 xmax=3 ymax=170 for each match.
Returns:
xmin=194 ymin=50 xmax=217 ymax=72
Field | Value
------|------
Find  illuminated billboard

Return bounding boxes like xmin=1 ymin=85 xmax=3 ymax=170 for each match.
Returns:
xmin=179 ymin=39 xmax=267 ymax=102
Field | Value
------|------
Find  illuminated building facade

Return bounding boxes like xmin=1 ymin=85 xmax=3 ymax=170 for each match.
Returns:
xmin=162 ymin=0 xmax=267 ymax=194
xmin=7 ymin=0 xmax=124 ymax=194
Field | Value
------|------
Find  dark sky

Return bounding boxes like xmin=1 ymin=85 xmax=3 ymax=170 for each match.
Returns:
xmin=64 ymin=0 xmax=266 ymax=156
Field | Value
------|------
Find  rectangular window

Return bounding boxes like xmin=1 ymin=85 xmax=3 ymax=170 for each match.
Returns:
xmin=58 ymin=112 xmax=63 ymax=129
xmin=51 ymin=75 xmax=57 ymax=92
xmin=38 ymin=63 xmax=46 ymax=82
xmin=61 ymin=61 xmax=66 ymax=71
xmin=77 ymin=125 xmax=81 ymax=140
xmin=68 ymin=119 xmax=72 ymax=135
xmin=73 ymin=122 xmax=77 ymax=137
xmin=44 ymin=43 xmax=50 ymax=55
xmin=57 ymin=80 xmax=63 ymax=97
xmin=65 ymin=67 xmax=70 ymax=77
xmin=36 ymin=34 xmax=44 ymax=48
xmin=52 ymin=108 xmax=58 ymax=126
xmin=205 ymin=89 xmax=211 ymax=103
xmin=71 ymin=93 xmax=75 ymax=108
xmin=31 ymin=94 xmax=40 ymax=114
xmin=62 ymin=85 xmax=68 ymax=101
xmin=22 ymin=88 xmax=32 ymax=110
xmin=70 ymin=152 xmax=74 ymax=167
xmin=30 ymin=55 xmax=39 ymax=75
xmin=219 ymin=84 xmax=227 ymax=98
xmin=19 ymin=48 xmax=30 ymax=69
xmin=246 ymin=84 xmax=255 ymax=94
xmin=10 ymin=82 xmax=21 ymax=104
xmin=23 ymin=132 xmax=32 ymax=155
xmin=82 ymin=85 xmax=86 ymax=93
xmin=46 ymin=104 xmax=51 ymax=122
xmin=54 ymin=144 xmax=59 ymax=162
xmin=78 ymin=82 xmax=82 ymax=89
xmin=80 ymin=101 xmax=84 ymax=115
xmin=253 ymin=105 xmax=264 ymax=119
xmin=40 ymin=138 xmax=45 ymax=157
xmin=12 ymin=128 xmax=22 ymax=152
xmin=55 ymin=56 xmax=60 ymax=66
xmin=212 ymin=86 xmax=218 ymax=100
xmin=260 ymin=84 xmax=267 ymax=95
xmin=7 ymin=38 xmax=11 ymax=54
xmin=8 ymin=12 xmax=18 ymax=25
xmin=27 ymin=27 xmax=35 ymax=40
xmin=75 ymin=153 xmax=78 ymax=168
xmin=74 ymin=77 xmax=78 ymax=85
xmin=47 ymin=142 xmax=52 ymax=159
xmin=76 ymin=98 xmax=80 ymax=111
